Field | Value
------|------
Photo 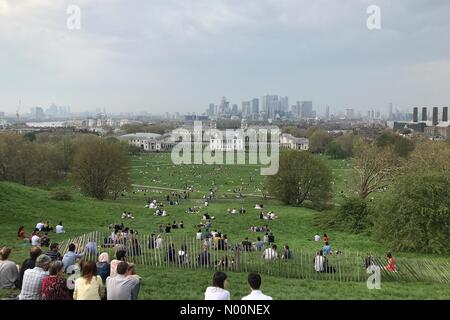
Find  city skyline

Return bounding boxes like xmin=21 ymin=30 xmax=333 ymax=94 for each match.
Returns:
xmin=1 ymin=0 xmax=450 ymax=114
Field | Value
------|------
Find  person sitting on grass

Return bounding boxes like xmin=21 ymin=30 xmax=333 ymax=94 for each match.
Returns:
xmin=18 ymin=247 xmax=42 ymax=289
xmin=19 ymin=254 xmax=51 ymax=300
xmin=196 ymin=229 xmax=203 ymax=240
xmin=165 ymin=224 xmax=171 ymax=233
xmin=322 ymin=242 xmax=332 ymax=256
xmin=267 ymin=233 xmax=275 ymax=244
xmin=204 ymin=271 xmax=230 ymax=300
xmin=253 ymin=237 xmax=264 ymax=252
xmin=172 ymin=220 xmax=178 ymax=229
xmin=121 ymin=211 xmax=127 ymax=219
xmin=106 ymin=261 xmax=141 ymax=300
xmin=96 ymin=252 xmax=110 ymax=283
xmin=241 ymin=273 xmax=272 ymax=300
xmin=17 ymin=226 xmax=27 ymax=241
xmin=41 ymin=261 xmax=72 ymax=300
xmin=55 ymin=222 xmax=65 ymax=234
xmin=0 ymin=247 xmax=19 ymax=289
xmin=281 ymin=245 xmax=292 ymax=260
xmin=178 ymin=221 xmax=184 ymax=229
xmin=41 ymin=233 xmax=51 ymax=247
xmin=323 ymin=233 xmax=330 ymax=243
xmin=110 ymin=250 xmax=126 ymax=278
xmin=384 ymin=252 xmax=396 ymax=272
xmin=263 ymin=245 xmax=277 ymax=261
xmin=45 ymin=243 xmax=62 ymax=261
xmin=73 ymin=261 xmax=105 ymax=300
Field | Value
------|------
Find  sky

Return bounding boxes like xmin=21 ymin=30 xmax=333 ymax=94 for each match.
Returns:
xmin=1 ymin=0 xmax=450 ymax=115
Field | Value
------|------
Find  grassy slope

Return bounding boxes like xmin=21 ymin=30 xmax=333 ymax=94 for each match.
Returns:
xmin=1 ymin=153 xmax=449 ymax=299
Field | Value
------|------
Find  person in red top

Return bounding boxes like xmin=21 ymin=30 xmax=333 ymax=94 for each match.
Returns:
xmin=41 ymin=261 xmax=72 ymax=300
xmin=323 ymin=234 xmax=330 ymax=243
xmin=17 ymin=226 xmax=27 ymax=241
xmin=384 ymin=252 xmax=396 ymax=272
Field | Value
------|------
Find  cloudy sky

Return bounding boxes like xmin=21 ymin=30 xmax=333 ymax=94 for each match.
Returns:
xmin=1 ymin=0 xmax=450 ymax=115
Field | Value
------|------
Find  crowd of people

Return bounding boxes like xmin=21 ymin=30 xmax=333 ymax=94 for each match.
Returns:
xmin=0 ymin=244 xmax=142 ymax=300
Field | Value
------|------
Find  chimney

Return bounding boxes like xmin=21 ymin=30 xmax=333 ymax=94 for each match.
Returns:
xmin=413 ymin=107 xmax=418 ymax=122
xmin=432 ymin=107 xmax=438 ymax=125
xmin=422 ymin=107 xmax=427 ymax=121
xmin=443 ymin=107 xmax=448 ymax=122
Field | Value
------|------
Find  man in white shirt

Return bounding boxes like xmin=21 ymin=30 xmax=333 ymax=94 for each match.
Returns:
xmin=35 ymin=221 xmax=44 ymax=231
xmin=55 ymin=222 xmax=65 ymax=234
xmin=242 ymin=273 xmax=272 ymax=300
xmin=263 ymin=245 xmax=277 ymax=261
xmin=31 ymin=233 xmax=41 ymax=246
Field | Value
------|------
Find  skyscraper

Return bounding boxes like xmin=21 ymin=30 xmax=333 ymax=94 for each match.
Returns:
xmin=208 ymin=103 xmax=215 ymax=116
xmin=299 ymin=101 xmax=313 ymax=118
xmin=251 ymin=98 xmax=259 ymax=114
xmin=242 ymin=101 xmax=251 ymax=116
xmin=325 ymin=105 xmax=330 ymax=120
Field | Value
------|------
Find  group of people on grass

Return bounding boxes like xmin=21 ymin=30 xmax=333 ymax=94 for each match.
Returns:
xmin=17 ymin=221 xmax=65 ymax=248
xmin=0 ymin=244 xmax=141 ymax=300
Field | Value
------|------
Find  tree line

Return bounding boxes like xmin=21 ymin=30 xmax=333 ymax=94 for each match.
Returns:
xmin=267 ymin=132 xmax=450 ymax=254
xmin=0 ymin=132 xmax=130 ymax=200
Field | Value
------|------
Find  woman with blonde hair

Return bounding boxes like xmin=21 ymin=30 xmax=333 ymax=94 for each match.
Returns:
xmin=73 ymin=261 xmax=104 ymax=300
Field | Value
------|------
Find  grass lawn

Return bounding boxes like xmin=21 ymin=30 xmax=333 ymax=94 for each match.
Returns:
xmin=1 ymin=153 xmax=449 ymax=299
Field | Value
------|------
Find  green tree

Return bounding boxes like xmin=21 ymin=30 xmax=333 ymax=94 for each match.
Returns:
xmin=338 ymin=197 xmax=372 ymax=233
xmin=309 ymin=129 xmax=332 ymax=153
xmin=326 ymin=140 xmax=346 ymax=159
xmin=373 ymin=171 xmax=450 ymax=254
xmin=376 ymin=132 xmax=415 ymax=158
xmin=266 ymin=151 xmax=332 ymax=208
xmin=71 ymin=137 xmax=130 ymax=200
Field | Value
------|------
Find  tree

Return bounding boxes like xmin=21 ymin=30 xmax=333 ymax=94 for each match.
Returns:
xmin=326 ymin=140 xmax=346 ymax=159
xmin=376 ymin=132 xmax=415 ymax=158
xmin=373 ymin=171 xmax=450 ymax=254
xmin=309 ymin=129 xmax=332 ymax=153
xmin=406 ymin=140 xmax=450 ymax=174
xmin=266 ymin=151 xmax=332 ymax=208
xmin=71 ymin=137 xmax=130 ymax=200
xmin=338 ymin=196 xmax=372 ymax=233
xmin=352 ymin=141 xmax=401 ymax=199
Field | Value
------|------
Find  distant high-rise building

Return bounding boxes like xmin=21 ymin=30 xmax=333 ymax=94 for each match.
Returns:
xmin=251 ymin=98 xmax=259 ymax=114
xmin=422 ymin=107 xmax=427 ymax=121
xmin=298 ymin=101 xmax=313 ymax=118
xmin=388 ymin=103 xmax=393 ymax=120
xmin=432 ymin=107 xmax=438 ymax=125
xmin=325 ymin=105 xmax=330 ymax=120
xmin=242 ymin=101 xmax=251 ymax=116
xmin=261 ymin=94 xmax=279 ymax=119
xmin=413 ymin=107 xmax=418 ymax=122
xmin=208 ymin=103 xmax=215 ymax=116
xmin=219 ymin=97 xmax=230 ymax=115
xmin=231 ymin=104 xmax=238 ymax=115
xmin=443 ymin=107 xmax=448 ymax=122
xmin=280 ymin=96 xmax=289 ymax=114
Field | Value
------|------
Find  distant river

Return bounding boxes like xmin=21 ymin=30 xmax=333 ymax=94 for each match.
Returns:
xmin=25 ymin=121 xmax=66 ymax=128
